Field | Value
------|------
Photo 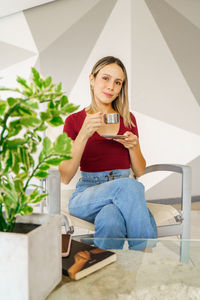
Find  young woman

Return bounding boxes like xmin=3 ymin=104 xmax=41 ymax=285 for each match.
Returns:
xmin=59 ymin=56 xmax=157 ymax=250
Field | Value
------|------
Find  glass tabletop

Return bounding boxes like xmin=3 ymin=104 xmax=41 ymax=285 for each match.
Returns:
xmin=73 ymin=237 xmax=200 ymax=265
xmin=47 ymin=238 xmax=200 ymax=300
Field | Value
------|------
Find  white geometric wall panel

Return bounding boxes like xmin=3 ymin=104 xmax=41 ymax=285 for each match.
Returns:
xmin=0 ymin=0 xmax=199 ymax=198
xmin=0 ymin=12 xmax=38 ymax=52
xmin=0 ymin=0 xmax=56 ymax=18
xmin=24 ymin=0 xmax=101 ymax=52
xmin=69 ymin=0 xmax=132 ymax=108
xmin=145 ymin=0 xmax=200 ymax=107
xmin=164 ymin=0 xmax=200 ymax=29
xmin=132 ymin=0 xmax=200 ymax=135
xmin=136 ymin=111 xmax=200 ymax=191
xmin=0 ymin=56 xmax=38 ymax=89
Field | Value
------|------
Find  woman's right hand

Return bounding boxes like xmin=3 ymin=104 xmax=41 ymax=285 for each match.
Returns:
xmin=79 ymin=112 xmax=103 ymax=139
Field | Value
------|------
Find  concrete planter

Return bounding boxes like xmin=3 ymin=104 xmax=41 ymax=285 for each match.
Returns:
xmin=0 ymin=213 xmax=62 ymax=300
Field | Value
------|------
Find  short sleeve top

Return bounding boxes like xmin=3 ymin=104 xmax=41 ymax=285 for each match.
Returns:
xmin=63 ymin=109 xmax=139 ymax=172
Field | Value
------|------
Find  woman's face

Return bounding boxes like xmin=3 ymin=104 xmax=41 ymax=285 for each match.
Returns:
xmin=90 ymin=63 xmax=125 ymax=107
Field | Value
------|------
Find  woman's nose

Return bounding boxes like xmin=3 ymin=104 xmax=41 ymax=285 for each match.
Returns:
xmin=107 ymin=81 xmax=114 ymax=90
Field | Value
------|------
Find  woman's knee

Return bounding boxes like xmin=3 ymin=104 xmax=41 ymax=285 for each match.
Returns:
xmin=94 ymin=204 xmax=126 ymax=237
xmin=118 ymin=177 xmax=144 ymax=192
xmin=114 ymin=178 xmax=145 ymax=205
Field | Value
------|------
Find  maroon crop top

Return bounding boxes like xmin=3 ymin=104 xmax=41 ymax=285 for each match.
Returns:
xmin=63 ymin=109 xmax=139 ymax=172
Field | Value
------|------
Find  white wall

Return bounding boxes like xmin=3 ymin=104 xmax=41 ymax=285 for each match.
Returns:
xmin=0 ymin=0 xmax=199 ymax=199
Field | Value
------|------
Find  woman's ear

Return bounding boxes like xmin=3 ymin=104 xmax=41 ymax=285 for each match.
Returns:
xmin=89 ymin=74 xmax=94 ymax=88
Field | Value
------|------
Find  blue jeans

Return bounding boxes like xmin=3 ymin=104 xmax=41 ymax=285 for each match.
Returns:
xmin=69 ymin=169 xmax=157 ymax=250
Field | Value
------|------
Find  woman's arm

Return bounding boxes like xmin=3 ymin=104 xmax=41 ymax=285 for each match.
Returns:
xmin=128 ymin=139 xmax=146 ymax=177
xmin=59 ymin=133 xmax=88 ymax=184
xmin=59 ymin=112 xmax=103 ymax=184
xmin=113 ymin=131 xmax=146 ymax=177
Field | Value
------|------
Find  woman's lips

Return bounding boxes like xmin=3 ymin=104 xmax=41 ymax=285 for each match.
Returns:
xmin=103 ymin=92 xmax=113 ymax=98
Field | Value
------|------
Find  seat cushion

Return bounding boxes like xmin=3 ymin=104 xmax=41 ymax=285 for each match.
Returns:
xmin=61 ymin=189 xmax=181 ymax=229
xmin=147 ymin=203 xmax=180 ymax=226
xmin=61 ymin=189 xmax=95 ymax=231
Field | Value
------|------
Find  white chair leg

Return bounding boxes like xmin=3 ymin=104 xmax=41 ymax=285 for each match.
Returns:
xmin=46 ymin=169 xmax=61 ymax=214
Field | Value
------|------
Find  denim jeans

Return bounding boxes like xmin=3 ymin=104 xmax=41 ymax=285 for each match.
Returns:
xmin=69 ymin=169 xmax=157 ymax=250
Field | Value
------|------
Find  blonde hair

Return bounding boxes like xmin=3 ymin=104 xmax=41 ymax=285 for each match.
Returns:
xmin=86 ymin=56 xmax=134 ymax=128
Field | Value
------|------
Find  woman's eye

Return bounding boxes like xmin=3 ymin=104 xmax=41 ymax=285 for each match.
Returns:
xmin=116 ymin=81 xmax=122 ymax=86
xmin=102 ymin=77 xmax=109 ymax=81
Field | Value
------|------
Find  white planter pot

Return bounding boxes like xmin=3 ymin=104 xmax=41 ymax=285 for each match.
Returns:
xmin=0 ymin=213 xmax=62 ymax=300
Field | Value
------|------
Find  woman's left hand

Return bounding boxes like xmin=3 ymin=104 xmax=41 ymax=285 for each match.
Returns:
xmin=113 ymin=131 xmax=138 ymax=150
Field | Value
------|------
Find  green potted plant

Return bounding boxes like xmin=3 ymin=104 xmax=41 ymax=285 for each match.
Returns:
xmin=0 ymin=68 xmax=78 ymax=300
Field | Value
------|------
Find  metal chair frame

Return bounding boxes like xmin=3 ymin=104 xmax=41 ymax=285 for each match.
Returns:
xmin=46 ymin=164 xmax=192 ymax=263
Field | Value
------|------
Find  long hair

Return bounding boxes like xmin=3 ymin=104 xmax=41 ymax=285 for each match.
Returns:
xmin=85 ymin=56 xmax=134 ymax=128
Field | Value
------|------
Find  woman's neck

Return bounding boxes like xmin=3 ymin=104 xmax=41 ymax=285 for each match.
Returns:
xmin=86 ymin=104 xmax=116 ymax=114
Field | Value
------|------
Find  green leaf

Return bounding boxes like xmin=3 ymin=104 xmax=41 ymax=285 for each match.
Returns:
xmin=48 ymin=116 xmax=63 ymax=126
xmin=32 ymin=67 xmax=40 ymax=80
xmin=14 ymin=180 xmax=23 ymax=193
xmin=5 ymin=151 xmax=13 ymax=172
xmin=48 ymin=100 xmax=54 ymax=109
xmin=22 ymin=206 xmax=33 ymax=215
xmin=35 ymin=170 xmax=49 ymax=179
xmin=53 ymin=133 xmax=72 ymax=155
xmin=13 ymin=151 xmax=20 ymax=174
xmin=22 ymin=89 xmax=33 ymax=97
xmin=39 ymin=152 xmax=44 ymax=164
xmin=30 ymin=141 xmax=37 ymax=153
xmin=16 ymin=76 xmax=29 ymax=89
xmin=5 ymin=138 xmax=26 ymax=149
xmin=36 ymin=123 xmax=47 ymax=131
xmin=40 ymin=111 xmax=51 ymax=121
xmin=24 ymin=101 xmax=39 ymax=109
xmin=20 ymin=147 xmax=25 ymax=164
xmin=18 ymin=171 xmax=28 ymax=180
xmin=29 ymin=154 xmax=35 ymax=167
xmin=39 ymin=164 xmax=50 ymax=170
xmin=61 ymin=103 xmax=79 ymax=114
xmin=0 ymin=87 xmax=21 ymax=93
xmin=49 ymin=109 xmax=59 ymax=117
xmin=0 ymin=101 xmax=7 ymax=116
xmin=37 ymin=134 xmax=42 ymax=142
xmin=20 ymin=194 xmax=28 ymax=205
xmin=18 ymin=105 xmax=33 ymax=116
xmin=9 ymin=119 xmax=20 ymax=128
xmin=7 ymin=123 xmax=22 ymax=138
xmin=8 ymin=109 xmax=22 ymax=117
xmin=56 ymin=82 xmax=62 ymax=92
xmin=30 ymin=193 xmax=48 ymax=204
xmin=42 ymin=137 xmax=52 ymax=157
xmin=32 ymin=68 xmax=42 ymax=88
xmin=60 ymin=95 xmax=68 ymax=107
xmin=28 ymin=189 xmax=39 ymax=200
xmin=45 ymin=157 xmax=66 ymax=166
xmin=54 ymin=100 xmax=60 ymax=110
xmin=19 ymin=147 xmax=30 ymax=170
xmin=0 ymin=181 xmax=18 ymax=203
xmin=7 ymin=97 xmax=18 ymax=107
xmin=44 ymin=76 xmax=52 ymax=88
xmin=20 ymin=117 xmax=41 ymax=127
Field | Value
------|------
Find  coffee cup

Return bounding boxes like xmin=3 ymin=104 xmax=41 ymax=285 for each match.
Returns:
xmin=103 ymin=113 xmax=120 ymax=124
